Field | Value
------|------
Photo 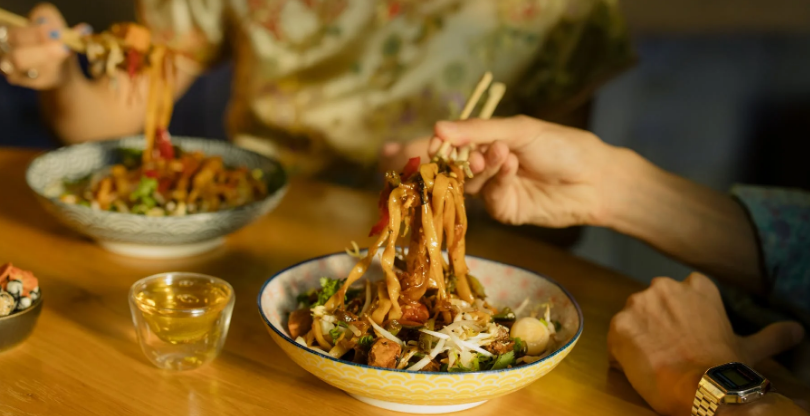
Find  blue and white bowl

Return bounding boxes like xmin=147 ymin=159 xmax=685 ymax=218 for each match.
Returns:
xmin=26 ymin=136 xmax=287 ymax=258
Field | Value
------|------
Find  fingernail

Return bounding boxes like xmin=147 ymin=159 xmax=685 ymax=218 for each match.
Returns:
xmin=35 ymin=17 xmax=47 ymax=25
xmin=49 ymin=30 xmax=60 ymax=39
xmin=80 ymin=25 xmax=93 ymax=35
xmin=64 ymin=45 xmax=71 ymax=53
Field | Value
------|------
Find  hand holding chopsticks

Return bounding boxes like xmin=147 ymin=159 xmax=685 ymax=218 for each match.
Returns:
xmin=0 ymin=7 xmax=85 ymax=52
xmin=432 ymin=71 xmax=506 ymax=178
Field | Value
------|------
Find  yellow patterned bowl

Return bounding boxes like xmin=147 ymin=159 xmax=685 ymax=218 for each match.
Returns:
xmin=258 ymin=251 xmax=583 ymax=414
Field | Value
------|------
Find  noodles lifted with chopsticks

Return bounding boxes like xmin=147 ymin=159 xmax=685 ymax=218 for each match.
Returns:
xmin=288 ymin=158 xmax=565 ymax=372
xmin=53 ymin=24 xmax=269 ymax=216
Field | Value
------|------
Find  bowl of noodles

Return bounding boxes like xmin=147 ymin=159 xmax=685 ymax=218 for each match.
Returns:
xmin=26 ymin=136 xmax=287 ymax=258
xmin=257 ymin=158 xmax=582 ymax=413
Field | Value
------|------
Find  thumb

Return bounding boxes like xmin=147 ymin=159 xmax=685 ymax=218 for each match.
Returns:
xmin=434 ymin=115 xmax=544 ymax=148
xmin=742 ymin=321 xmax=805 ymax=364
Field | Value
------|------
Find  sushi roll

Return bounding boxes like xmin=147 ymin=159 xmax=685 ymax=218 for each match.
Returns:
xmin=0 ymin=263 xmax=40 ymax=313
xmin=0 ymin=291 xmax=15 ymax=316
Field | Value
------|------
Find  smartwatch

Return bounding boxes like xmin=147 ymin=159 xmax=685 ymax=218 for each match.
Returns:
xmin=692 ymin=362 xmax=772 ymax=416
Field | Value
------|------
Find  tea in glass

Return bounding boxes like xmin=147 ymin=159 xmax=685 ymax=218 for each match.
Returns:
xmin=129 ymin=272 xmax=234 ymax=371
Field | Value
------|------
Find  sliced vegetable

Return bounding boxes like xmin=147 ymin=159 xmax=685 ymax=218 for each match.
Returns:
xmin=512 ymin=337 xmax=528 ymax=357
xmin=358 ymin=335 xmax=374 ymax=349
xmin=400 ymin=157 xmax=421 ymax=180
xmin=467 ymin=274 xmax=487 ymax=299
xmin=490 ymin=351 xmax=516 ymax=370
xmin=329 ymin=326 xmax=343 ymax=342
xmin=315 ymin=277 xmax=345 ymax=307
xmin=493 ymin=307 xmax=516 ymax=323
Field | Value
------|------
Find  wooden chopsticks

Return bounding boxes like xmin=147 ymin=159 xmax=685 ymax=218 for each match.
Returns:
xmin=0 ymin=7 xmax=86 ymax=52
xmin=432 ymin=71 xmax=506 ymax=177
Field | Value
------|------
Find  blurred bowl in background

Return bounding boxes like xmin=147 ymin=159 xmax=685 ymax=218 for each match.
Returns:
xmin=0 ymin=297 xmax=43 ymax=352
xmin=26 ymin=136 xmax=287 ymax=259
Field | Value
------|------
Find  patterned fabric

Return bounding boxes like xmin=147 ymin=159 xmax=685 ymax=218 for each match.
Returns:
xmin=137 ymin=0 xmax=633 ymax=176
xmin=732 ymin=185 xmax=810 ymax=320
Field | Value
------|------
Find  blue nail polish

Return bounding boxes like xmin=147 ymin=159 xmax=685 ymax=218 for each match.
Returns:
xmin=35 ymin=17 xmax=47 ymax=25
xmin=49 ymin=30 xmax=60 ymax=39
xmin=82 ymin=25 xmax=94 ymax=34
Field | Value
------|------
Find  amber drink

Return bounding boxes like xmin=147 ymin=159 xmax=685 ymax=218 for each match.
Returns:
xmin=129 ymin=273 xmax=234 ymax=370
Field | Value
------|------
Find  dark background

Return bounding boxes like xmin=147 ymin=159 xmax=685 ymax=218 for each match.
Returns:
xmin=1 ymin=0 xmax=809 ymax=282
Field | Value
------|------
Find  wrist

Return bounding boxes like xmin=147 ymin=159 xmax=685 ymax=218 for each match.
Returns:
xmin=716 ymin=393 xmax=803 ymax=416
xmin=592 ymin=146 xmax=659 ymax=230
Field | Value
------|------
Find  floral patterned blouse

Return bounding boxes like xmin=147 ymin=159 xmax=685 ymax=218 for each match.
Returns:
xmin=137 ymin=0 xmax=632 ymax=177
xmin=732 ymin=186 xmax=810 ymax=323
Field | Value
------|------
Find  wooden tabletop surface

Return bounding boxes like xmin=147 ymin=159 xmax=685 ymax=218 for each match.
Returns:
xmin=0 ymin=147 xmax=659 ymax=415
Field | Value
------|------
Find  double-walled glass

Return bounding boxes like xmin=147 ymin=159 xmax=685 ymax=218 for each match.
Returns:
xmin=129 ymin=272 xmax=235 ymax=371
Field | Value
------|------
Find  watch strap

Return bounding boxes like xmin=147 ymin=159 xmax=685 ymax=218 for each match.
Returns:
xmin=692 ymin=383 xmax=721 ymax=416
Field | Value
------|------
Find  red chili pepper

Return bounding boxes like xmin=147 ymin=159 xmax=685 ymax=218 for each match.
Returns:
xmin=369 ymin=157 xmax=421 ymax=236
xmin=369 ymin=183 xmax=392 ymax=237
xmin=158 ymin=178 xmax=172 ymax=193
xmin=143 ymin=169 xmax=158 ymax=179
xmin=388 ymin=1 xmax=401 ymax=18
xmin=126 ymin=50 xmax=142 ymax=81
xmin=155 ymin=128 xmax=175 ymax=160
xmin=400 ymin=156 xmax=421 ymax=180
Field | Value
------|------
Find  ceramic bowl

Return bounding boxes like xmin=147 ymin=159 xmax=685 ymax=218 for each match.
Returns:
xmin=26 ymin=136 xmax=287 ymax=258
xmin=0 ymin=297 xmax=43 ymax=352
xmin=258 ymin=251 xmax=583 ymax=414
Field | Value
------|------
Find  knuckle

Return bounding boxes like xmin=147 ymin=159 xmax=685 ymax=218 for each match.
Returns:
xmin=650 ymin=276 xmax=676 ymax=289
xmin=609 ymin=311 xmax=632 ymax=334
xmin=625 ymin=292 xmax=644 ymax=307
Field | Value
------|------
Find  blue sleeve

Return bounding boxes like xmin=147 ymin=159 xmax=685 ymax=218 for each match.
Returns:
xmin=731 ymin=185 xmax=810 ymax=317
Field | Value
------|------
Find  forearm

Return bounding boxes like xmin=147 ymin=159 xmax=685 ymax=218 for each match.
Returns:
xmin=717 ymin=393 xmax=809 ymax=416
xmin=603 ymin=148 xmax=766 ymax=294
xmin=39 ymin=57 xmax=149 ymax=143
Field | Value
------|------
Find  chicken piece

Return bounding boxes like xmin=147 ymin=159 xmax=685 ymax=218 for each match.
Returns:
xmin=484 ymin=325 xmax=514 ymax=355
xmin=368 ymin=338 xmax=401 ymax=369
xmin=421 ymin=360 xmax=441 ymax=372
xmin=400 ymin=302 xmax=429 ymax=325
xmin=287 ymin=308 xmax=313 ymax=339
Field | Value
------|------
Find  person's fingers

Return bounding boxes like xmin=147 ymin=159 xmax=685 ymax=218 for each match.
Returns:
xmin=742 ymin=321 xmax=805 ymax=365
xmin=434 ymin=115 xmax=543 ymax=147
xmin=468 ymin=150 xmax=485 ymax=174
xmin=498 ymin=152 xmax=519 ymax=178
xmin=7 ymin=26 xmax=48 ymax=48
xmin=465 ymin=141 xmax=509 ymax=194
xmin=427 ymin=137 xmax=442 ymax=156
xmin=683 ymin=271 xmax=722 ymax=301
xmin=29 ymin=3 xmax=68 ymax=30
xmin=5 ymin=41 xmax=67 ymax=71
xmin=480 ymin=151 xmax=521 ymax=224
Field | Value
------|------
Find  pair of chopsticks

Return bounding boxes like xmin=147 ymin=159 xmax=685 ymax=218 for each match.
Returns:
xmin=0 ymin=7 xmax=86 ymax=52
xmin=432 ymin=71 xmax=506 ymax=178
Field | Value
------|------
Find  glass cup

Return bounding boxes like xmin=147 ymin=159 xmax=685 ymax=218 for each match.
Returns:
xmin=129 ymin=272 xmax=235 ymax=371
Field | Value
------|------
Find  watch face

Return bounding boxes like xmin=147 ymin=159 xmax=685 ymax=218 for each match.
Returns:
xmin=707 ymin=363 xmax=764 ymax=392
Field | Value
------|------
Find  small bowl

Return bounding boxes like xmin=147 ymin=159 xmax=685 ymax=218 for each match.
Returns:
xmin=258 ymin=251 xmax=583 ymax=414
xmin=26 ymin=136 xmax=288 ymax=259
xmin=0 ymin=297 xmax=43 ymax=352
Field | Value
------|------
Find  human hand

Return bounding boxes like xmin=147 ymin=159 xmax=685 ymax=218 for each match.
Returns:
xmin=379 ymin=137 xmax=431 ymax=173
xmin=608 ymin=272 xmax=805 ymax=416
xmin=0 ymin=4 xmax=89 ymax=90
xmin=430 ymin=115 xmax=625 ymax=228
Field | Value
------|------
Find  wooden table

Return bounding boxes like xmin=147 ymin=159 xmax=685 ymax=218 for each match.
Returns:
xmin=0 ymin=148 xmax=657 ymax=415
